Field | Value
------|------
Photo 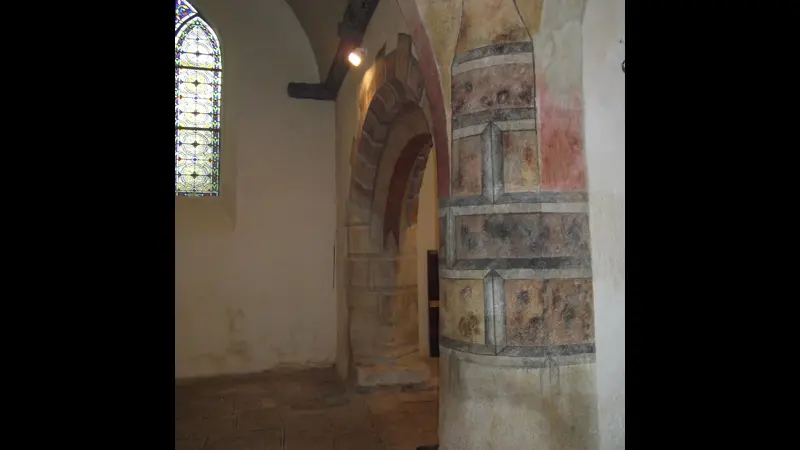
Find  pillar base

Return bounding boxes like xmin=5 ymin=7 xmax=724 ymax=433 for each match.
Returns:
xmin=439 ymin=347 xmax=598 ymax=450
xmin=354 ymin=354 xmax=431 ymax=388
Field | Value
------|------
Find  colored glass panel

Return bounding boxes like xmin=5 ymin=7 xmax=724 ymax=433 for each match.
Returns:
xmin=175 ymin=19 xmax=221 ymax=69
xmin=175 ymin=68 xmax=221 ymax=129
xmin=175 ymin=0 xmax=221 ymax=196
xmin=175 ymin=130 xmax=219 ymax=196
xmin=175 ymin=0 xmax=198 ymax=29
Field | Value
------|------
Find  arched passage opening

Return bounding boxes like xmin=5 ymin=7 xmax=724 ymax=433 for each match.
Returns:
xmin=345 ymin=35 xmax=439 ymax=388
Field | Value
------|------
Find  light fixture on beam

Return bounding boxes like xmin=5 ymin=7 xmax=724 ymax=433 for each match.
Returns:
xmin=348 ymin=47 xmax=366 ymax=67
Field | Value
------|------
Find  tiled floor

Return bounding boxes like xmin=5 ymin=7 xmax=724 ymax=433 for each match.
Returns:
xmin=175 ymin=366 xmax=439 ymax=450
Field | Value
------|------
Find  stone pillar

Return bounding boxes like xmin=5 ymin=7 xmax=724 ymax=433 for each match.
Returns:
xmin=347 ymin=225 xmax=430 ymax=387
xmin=348 ymin=248 xmax=419 ymax=360
xmin=439 ymin=0 xmax=597 ymax=448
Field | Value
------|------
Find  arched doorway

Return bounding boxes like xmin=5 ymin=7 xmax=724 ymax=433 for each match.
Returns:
xmin=345 ymin=34 xmax=439 ymax=387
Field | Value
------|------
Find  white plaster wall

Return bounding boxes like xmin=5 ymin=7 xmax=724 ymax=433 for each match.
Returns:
xmin=175 ymin=0 xmax=336 ymax=379
xmin=334 ymin=0 xmax=414 ymax=378
xmin=415 ymin=152 xmax=438 ymax=357
xmin=583 ymin=0 xmax=625 ymax=448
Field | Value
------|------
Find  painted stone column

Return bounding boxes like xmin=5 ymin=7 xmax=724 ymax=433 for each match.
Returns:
xmin=439 ymin=0 xmax=597 ymax=448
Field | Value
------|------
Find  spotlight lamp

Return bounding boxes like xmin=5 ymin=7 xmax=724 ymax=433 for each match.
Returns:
xmin=348 ymin=47 xmax=366 ymax=67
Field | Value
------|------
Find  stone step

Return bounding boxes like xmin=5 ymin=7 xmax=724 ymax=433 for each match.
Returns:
xmin=355 ymin=355 xmax=431 ymax=388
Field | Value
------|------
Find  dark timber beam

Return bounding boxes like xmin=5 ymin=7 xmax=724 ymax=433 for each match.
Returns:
xmin=287 ymin=0 xmax=381 ymax=101
xmin=286 ymin=82 xmax=336 ymax=100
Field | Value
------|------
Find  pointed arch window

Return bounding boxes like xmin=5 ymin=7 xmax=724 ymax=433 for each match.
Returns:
xmin=175 ymin=0 xmax=222 ymax=196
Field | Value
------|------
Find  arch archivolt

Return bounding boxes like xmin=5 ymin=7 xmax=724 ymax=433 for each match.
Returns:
xmin=345 ymin=34 xmax=436 ymax=380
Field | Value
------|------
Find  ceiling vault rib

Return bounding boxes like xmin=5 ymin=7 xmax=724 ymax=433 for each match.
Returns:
xmin=287 ymin=0 xmax=381 ymax=101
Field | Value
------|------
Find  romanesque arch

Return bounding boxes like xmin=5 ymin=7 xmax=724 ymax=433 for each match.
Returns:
xmin=345 ymin=34 xmax=439 ymax=387
xmin=395 ymin=0 xmax=452 ymax=202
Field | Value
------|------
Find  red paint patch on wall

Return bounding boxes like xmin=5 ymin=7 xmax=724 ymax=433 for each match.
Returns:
xmin=537 ymin=76 xmax=587 ymax=191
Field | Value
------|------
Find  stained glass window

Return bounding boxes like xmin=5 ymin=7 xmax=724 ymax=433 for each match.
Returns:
xmin=175 ymin=0 xmax=222 ymax=196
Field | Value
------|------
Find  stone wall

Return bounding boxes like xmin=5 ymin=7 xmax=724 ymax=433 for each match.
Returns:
xmin=175 ymin=0 xmax=336 ymax=379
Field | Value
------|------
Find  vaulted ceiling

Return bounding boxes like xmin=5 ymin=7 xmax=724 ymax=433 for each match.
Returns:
xmin=284 ymin=0 xmax=351 ymax=81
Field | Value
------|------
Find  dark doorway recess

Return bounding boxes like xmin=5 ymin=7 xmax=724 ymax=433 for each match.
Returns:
xmin=426 ymin=250 xmax=440 ymax=358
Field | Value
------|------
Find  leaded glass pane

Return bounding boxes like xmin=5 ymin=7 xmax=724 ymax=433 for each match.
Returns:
xmin=175 ymin=0 xmax=198 ymax=30
xmin=175 ymin=68 xmax=220 ymax=129
xmin=175 ymin=21 xmax=220 ymax=69
xmin=176 ymin=130 xmax=219 ymax=196
xmin=175 ymin=0 xmax=221 ymax=197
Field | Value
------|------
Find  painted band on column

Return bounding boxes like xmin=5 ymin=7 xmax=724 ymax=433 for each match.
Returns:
xmin=443 ymin=40 xmax=595 ymax=362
